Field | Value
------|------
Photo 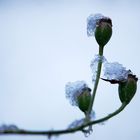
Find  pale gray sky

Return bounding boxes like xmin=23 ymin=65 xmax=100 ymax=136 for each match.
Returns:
xmin=0 ymin=0 xmax=140 ymax=140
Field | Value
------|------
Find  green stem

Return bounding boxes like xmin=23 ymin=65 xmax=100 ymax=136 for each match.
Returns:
xmin=87 ymin=46 xmax=104 ymax=116
xmin=87 ymin=102 xmax=127 ymax=125
xmin=0 ymin=103 xmax=127 ymax=136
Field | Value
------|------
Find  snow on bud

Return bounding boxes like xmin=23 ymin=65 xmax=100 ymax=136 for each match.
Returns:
xmin=87 ymin=14 xmax=105 ymax=36
xmin=101 ymin=62 xmax=138 ymax=104
xmin=103 ymin=62 xmax=131 ymax=82
xmin=87 ymin=13 xmax=112 ymax=47
xmin=65 ymin=81 xmax=91 ymax=113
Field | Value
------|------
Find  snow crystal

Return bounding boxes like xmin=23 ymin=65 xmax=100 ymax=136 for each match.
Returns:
xmin=65 ymin=81 xmax=89 ymax=106
xmin=87 ymin=13 xmax=105 ymax=36
xmin=91 ymin=55 xmax=131 ymax=82
xmin=68 ymin=118 xmax=93 ymax=137
xmin=103 ymin=62 xmax=131 ymax=81
xmin=83 ymin=125 xmax=93 ymax=137
xmin=90 ymin=54 xmax=107 ymax=82
xmin=68 ymin=119 xmax=84 ymax=129
xmin=0 ymin=124 xmax=19 ymax=132
xmin=89 ymin=110 xmax=96 ymax=121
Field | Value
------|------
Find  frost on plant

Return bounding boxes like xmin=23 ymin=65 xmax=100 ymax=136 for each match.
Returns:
xmin=91 ymin=55 xmax=132 ymax=83
xmin=68 ymin=119 xmax=84 ymax=129
xmin=103 ymin=62 xmax=132 ymax=81
xmin=89 ymin=110 xmax=96 ymax=121
xmin=87 ymin=13 xmax=111 ymax=37
xmin=87 ymin=13 xmax=104 ymax=36
xmin=65 ymin=81 xmax=89 ymax=106
xmin=90 ymin=54 xmax=107 ymax=82
xmin=68 ymin=110 xmax=96 ymax=129
xmin=0 ymin=124 xmax=19 ymax=132
xmin=0 ymin=12 xmax=137 ymax=138
xmin=68 ymin=117 xmax=94 ymax=137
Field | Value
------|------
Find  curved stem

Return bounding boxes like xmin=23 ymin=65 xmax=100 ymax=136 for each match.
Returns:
xmin=87 ymin=46 xmax=104 ymax=115
xmin=85 ymin=102 xmax=127 ymax=126
xmin=0 ymin=103 xmax=127 ymax=136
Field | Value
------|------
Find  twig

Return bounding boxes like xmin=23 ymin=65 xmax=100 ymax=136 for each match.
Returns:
xmin=0 ymin=102 xmax=127 ymax=136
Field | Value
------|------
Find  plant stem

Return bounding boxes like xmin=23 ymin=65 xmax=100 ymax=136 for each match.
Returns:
xmin=87 ymin=46 xmax=104 ymax=116
xmin=0 ymin=103 xmax=127 ymax=136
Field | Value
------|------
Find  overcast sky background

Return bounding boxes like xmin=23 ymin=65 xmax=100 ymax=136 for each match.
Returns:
xmin=0 ymin=0 xmax=140 ymax=140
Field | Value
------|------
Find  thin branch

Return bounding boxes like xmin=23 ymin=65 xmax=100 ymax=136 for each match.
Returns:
xmin=87 ymin=46 xmax=104 ymax=115
xmin=0 ymin=102 xmax=127 ymax=136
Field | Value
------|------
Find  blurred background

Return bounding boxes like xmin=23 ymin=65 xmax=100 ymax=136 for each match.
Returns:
xmin=0 ymin=0 xmax=140 ymax=140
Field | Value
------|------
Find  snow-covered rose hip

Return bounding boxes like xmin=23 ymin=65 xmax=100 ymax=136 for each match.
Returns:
xmin=87 ymin=14 xmax=112 ymax=48
xmin=65 ymin=81 xmax=91 ymax=113
xmin=101 ymin=62 xmax=138 ymax=104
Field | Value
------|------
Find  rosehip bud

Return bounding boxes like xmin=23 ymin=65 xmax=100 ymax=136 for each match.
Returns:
xmin=77 ymin=87 xmax=91 ymax=113
xmin=95 ymin=18 xmax=112 ymax=48
xmin=118 ymin=74 xmax=138 ymax=104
